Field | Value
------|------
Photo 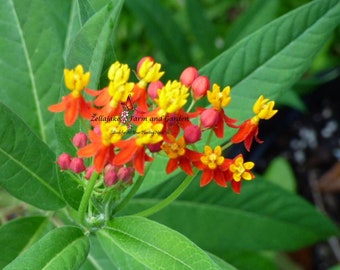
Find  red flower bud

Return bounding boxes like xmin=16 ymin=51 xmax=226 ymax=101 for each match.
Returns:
xmin=184 ymin=124 xmax=202 ymax=144
xmin=147 ymin=141 xmax=163 ymax=153
xmin=57 ymin=153 xmax=72 ymax=170
xmin=104 ymin=169 xmax=118 ymax=187
xmin=69 ymin=157 xmax=86 ymax=173
xmin=201 ymin=108 xmax=219 ymax=128
xmin=148 ymin=80 xmax=163 ymax=99
xmin=137 ymin=56 xmax=154 ymax=74
xmin=180 ymin=67 xmax=199 ymax=87
xmin=85 ymin=166 xmax=95 ymax=180
xmin=191 ymin=76 xmax=210 ymax=99
xmin=117 ymin=167 xmax=134 ymax=183
xmin=72 ymin=132 xmax=87 ymax=148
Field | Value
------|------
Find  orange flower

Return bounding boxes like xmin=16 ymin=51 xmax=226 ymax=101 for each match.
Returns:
xmin=48 ymin=65 xmax=92 ymax=126
xmin=161 ymin=136 xmax=201 ymax=175
xmin=194 ymin=145 xmax=230 ymax=187
xmin=206 ymin=84 xmax=237 ymax=138
xmin=114 ymin=118 xmax=163 ymax=175
xmin=232 ymin=95 xmax=278 ymax=151
xmin=227 ymin=154 xmax=255 ymax=194
xmin=77 ymin=121 xmax=128 ymax=172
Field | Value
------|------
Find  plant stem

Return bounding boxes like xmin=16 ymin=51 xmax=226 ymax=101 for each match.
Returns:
xmin=111 ymin=174 xmax=145 ymax=215
xmin=135 ymin=173 xmax=194 ymax=217
xmin=78 ymin=171 xmax=98 ymax=227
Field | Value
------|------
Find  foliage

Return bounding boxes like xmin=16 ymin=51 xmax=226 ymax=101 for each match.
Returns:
xmin=0 ymin=0 xmax=339 ymax=269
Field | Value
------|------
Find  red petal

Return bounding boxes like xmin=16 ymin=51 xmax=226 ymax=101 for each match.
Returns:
xmin=213 ymin=169 xmax=227 ymax=187
xmin=179 ymin=157 xmax=193 ymax=175
xmin=200 ymin=169 xmax=213 ymax=187
xmin=166 ymin=159 xmax=178 ymax=174
xmin=186 ymin=149 xmax=202 ymax=162
xmin=231 ymin=180 xmax=241 ymax=194
xmin=134 ymin=147 xmax=146 ymax=175
xmin=213 ymin=114 xmax=224 ymax=138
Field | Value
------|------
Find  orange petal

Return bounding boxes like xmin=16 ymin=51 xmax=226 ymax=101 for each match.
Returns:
xmin=65 ymin=97 xmax=79 ymax=126
xmin=94 ymin=146 xmax=109 ymax=172
xmin=231 ymin=180 xmax=241 ymax=194
xmin=78 ymin=142 xmax=99 ymax=157
xmin=48 ymin=101 xmax=66 ymax=112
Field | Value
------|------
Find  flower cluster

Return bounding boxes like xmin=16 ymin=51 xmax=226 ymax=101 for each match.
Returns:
xmin=49 ymin=57 xmax=277 ymax=194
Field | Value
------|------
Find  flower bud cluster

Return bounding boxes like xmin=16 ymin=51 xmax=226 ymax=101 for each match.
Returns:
xmin=50 ymin=57 xmax=278 ymax=194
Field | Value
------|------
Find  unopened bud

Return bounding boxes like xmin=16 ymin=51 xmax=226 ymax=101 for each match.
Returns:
xmin=148 ymin=81 xmax=163 ymax=99
xmin=85 ymin=166 xmax=95 ymax=180
xmin=191 ymin=76 xmax=210 ymax=99
xmin=69 ymin=157 xmax=86 ymax=173
xmin=147 ymin=141 xmax=163 ymax=153
xmin=180 ymin=67 xmax=199 ymax=87
xmin=184 ymin=124 xmax=201 ymax=144
xmin=57 ymin=153 xmax=72 ymax=170
xmin=117 ymin=167 xmax=134 ymax=183
xmin=72 ymin=132 xmax=87 ymax=148
xmin=104 ymin=170 xmax=118 ymax=187
xmin=137 ymin=56 xmax=154 ymax=74
xmin=200 ymin=108 xmax=219 ymax=128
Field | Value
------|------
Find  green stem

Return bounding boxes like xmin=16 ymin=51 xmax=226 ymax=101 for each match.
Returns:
xmin=135 ymin=173 xmax=194 ymax=217
xmin=111 ymin=174 xmax=145 ymax=215
xmin=78 ymin=171 xmax=98 ymax=227
xmin=186 ymin=98 xmax=196 ymax=112
xmin=221 ymin=140 xmax=233 ymax=151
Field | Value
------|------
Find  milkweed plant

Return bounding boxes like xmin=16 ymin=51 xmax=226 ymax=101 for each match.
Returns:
xmin=0 ymin=0 xmax=339 ymax=269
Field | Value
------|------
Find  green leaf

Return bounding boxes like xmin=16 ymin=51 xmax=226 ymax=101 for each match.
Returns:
xmin=264 ymin=157 xmax=297 ymax=192
xmin=4 ymin=226 xmax=89 ymax=270
xmin=66 ymin=0 xmax=124 ymax=88
xmin=80 ymin=235 xmax=119 ymax=270
xmin=123 ymin=174 xmax=339 ymax=252
xmin=200 ymin=0 xmax=340 ymax=123
xmin=0 ymin=0 xmax=71 ymax=144
xmin=97 ymin=216 xmax=221 ymax=270
xmin=0 ymin=216 xmax=51 ymax=269
xmin=275 ymin=88 xmax=307 ymax=111
xmin=207 ymin=252 xmax=237 ymax=270
xmin=125 ymin=0 xmax=191 ymax=64
xmin=0 ymin=104 xmax=65 ymax=210
xmin=185 ymin=0 xmax=217 ymax=59
xmin=329 ymin=264 xmax=340 ymax=270
xmin=225 ymin=0 xmax=280 ymax=46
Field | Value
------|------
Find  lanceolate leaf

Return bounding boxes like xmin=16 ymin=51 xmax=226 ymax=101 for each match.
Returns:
xmin=0 ymin=0 xmax=71 ymax=144
xmin=97 ymin=216 xmax=222 ymax=270
xmin=125 ymin=0 xmax=191 ymax=64
xmin=66 ymin=0 xmax=124 ymax=88
xmin=123 ymin=174 xmax=339 ymax=252
xmin=3 ymin=226 xmax=89 ymax=270
xmin=200 ymin=0 xmax=340 ymax=122
xmin=0 ymin=104 xmax=65 ymax=210
xmin=0 ymin=216 xmax=51 ymax=269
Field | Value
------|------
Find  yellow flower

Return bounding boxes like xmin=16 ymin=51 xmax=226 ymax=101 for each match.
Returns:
xmin=253 ymin=95 xmax=278 ymax=120
xmin=108 ymin=81 xmax=135 ymax=108
xmin=64 ymin=65 xmax=90 ymax=97
xmin=108 ymin=61 xmax=130 ymax=85
xmin=207 ymin=84 xmax=231 ymax=111
xmin=162 ymin=136 xmax=186 ymax=159
xmin=138 ymin=57 xmax=164 ymax=86
xmin=155 ymin=80 xmax=189 ymax=116
xmin=229 ymin=155 xmax=255 ymax=182
xmin=135 ymin=118 xmax=163 ymax=146
xmin=200 ymin=145 xmax=225 ymax=170
xmin=100 ymin=121 xmax=128 ymax=146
